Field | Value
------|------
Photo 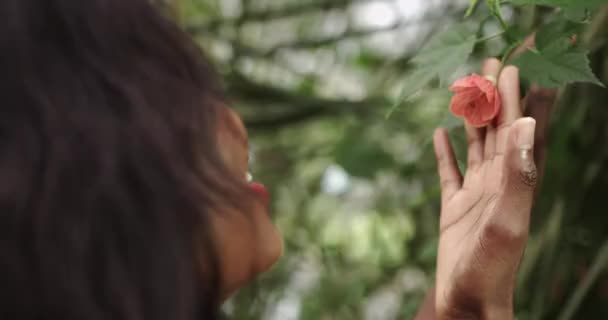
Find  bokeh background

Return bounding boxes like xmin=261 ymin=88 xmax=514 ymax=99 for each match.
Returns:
xmin=168 ymin=0 xmax=608 ymax=318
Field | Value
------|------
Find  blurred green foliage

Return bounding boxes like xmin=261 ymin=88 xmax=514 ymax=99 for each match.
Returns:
xmin=173 ymin=0 xmax=608 ymax=318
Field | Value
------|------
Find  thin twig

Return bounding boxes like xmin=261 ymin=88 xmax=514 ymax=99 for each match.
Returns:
xmin=198 ymin=14 xmax=447 ymax=59
xmin=558 ymin=239 xmax=608 ymax=320
xmin=188 ymin=0 xmax=392 ymax=33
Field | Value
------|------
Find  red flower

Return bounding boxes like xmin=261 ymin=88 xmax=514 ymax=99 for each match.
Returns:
xmin=449 ymin=73 xmax=501 ymax=128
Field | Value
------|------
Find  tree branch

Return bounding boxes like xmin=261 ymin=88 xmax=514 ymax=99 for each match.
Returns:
xmin=226 ymin=72 xmax=388 ymax=109
xmin=197 ymin=14 xmax=446 ymax=59
xmin=186 ymin=0 xmax=391 ymax=33
xmin=225 ymin=72 xmax=389 ymax=130
xmin=243 ymin=107 xmax=332 ymax=130
xmin=260 ymin=15 xmax=444 ymax=56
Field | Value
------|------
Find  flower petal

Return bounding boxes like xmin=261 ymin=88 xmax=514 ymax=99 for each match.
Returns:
xmin=449 ymin=97 xmax=467 ymax=117
xmin=450 ymin=88 xmax=483 ymax=117
xmin=465 ymin=106 xmax=491 ymax=127
xmin=479 ymin=97 xmax=498 ymax=122
xmin=454 ymin=87 xmax=484 ymax=104
xmin=449 ymin=75 xmax=478 ymax=91
xmin=472 ymin=74 xmax=497 ymax=98
xmin=448 ymin=73 xmax=502 ymax=127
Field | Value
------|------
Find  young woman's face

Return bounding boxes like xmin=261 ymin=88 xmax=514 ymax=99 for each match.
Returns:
xmin=211 ymin=107 xmax=283 ymax=299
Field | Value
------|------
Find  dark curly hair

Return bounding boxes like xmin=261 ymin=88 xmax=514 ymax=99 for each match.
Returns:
xmin=0 ymin=1 xmax=242 ymax=319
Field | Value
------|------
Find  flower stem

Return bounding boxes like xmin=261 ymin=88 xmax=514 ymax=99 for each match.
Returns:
xmin=476 ymin=31 xmax=506 ymax=43
xmin=500 ymin=42 xmax=520 ymax=66
xmin=495 ymin=13 xmax=509 ymax=32
xmin=490 ymin=1 xmax=509 ymax=32
xmin=496 ymin=41 xmax=520 ymax=85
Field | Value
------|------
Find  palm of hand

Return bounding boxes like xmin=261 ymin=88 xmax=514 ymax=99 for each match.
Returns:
xmin=433 ymin=61 xmax=538 ymax=318
xmin=437 ymin=147 xmax=515 ymax=311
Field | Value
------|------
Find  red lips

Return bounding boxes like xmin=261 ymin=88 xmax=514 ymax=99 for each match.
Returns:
xmin=249 ymin=182 xmax=270 ymax=205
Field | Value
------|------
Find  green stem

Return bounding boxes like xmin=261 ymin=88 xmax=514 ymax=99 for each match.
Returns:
xmin=476 ymin=31 xmax=506 ymax=43
xmin=491 ymin=1 xmax=509 ymax=32
xmin=500 ymin=42 xmax=520 ymax=66
xmin=496 ymin=13 xmax=509 ymax=31
xmin=493 ymin=41 xmax=521 ymax=86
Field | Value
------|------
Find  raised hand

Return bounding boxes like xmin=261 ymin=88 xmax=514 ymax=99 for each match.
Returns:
xmin=433 ymin=59 xmax=538 ymax=319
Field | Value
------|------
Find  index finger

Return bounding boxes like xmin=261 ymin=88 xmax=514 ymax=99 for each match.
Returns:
xmin=495 ymin=66 xmax=523 ymax=154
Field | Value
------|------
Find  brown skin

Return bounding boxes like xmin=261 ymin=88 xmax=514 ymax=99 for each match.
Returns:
xmin=415 ymin=56 xmax=556 ymax=319
xmin=415 ymin=33 xmax=556 ymax=318
xmin=433 ymin=62 xmax=536 ymax=319
xmin=213 ymin=59 xmax=556 ymax=318
xmin=213 ymin=107 xmax=283 ymax=300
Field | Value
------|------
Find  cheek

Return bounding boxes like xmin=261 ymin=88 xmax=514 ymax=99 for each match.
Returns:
xmin=216 ymin=107 xmax=249 ymax=179
xmin=211 ymin=204 xmax=283 ymax=299
xmin=216 ymin=132 xmax=248 ymax=178
xmin=220 ymin=139 xmax=249 ymax=178
xmin=214 ymin=213 xmax=256 ymax=287
xmin=248 ymin=205 xmax=283 ymax=274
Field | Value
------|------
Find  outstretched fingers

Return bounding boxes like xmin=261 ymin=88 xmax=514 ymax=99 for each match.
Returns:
xmin=481 ymin=58 xmax=501 ymax=160
xmin=495 ymin=66 xmax=523 ymax=156
xmin=465 ymin=124 xmax=485 ymax=169
xmin=434 ymin=128 xmax=463 ymax=204
xmin=490 ymin=117 xmax=537 ymax=243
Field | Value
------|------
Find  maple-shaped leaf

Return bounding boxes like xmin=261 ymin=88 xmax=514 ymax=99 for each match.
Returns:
xmin=389 ymin=26 xmax=477 ymax=116
xmin=512 ymin=47 xmax=604 ymax=88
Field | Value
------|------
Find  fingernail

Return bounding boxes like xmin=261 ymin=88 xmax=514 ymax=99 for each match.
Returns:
xmin=517 ymin=118 xmax=536 ymax=160
xmin=484 ymin=75 xmax=497 ymax=85
xmin=520 ymin=147 xmax=532 ymax=162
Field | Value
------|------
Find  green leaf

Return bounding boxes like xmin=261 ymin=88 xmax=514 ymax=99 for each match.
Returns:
xmin=485 ymin=0 xmax=498 ymax=7
xmin=509 ymin=0 xmax=608 ymax=8
xmin=511 ymin=14 xmax=603 ymax=88
xmin=563 ymin=7 xmax=591 ymax=21
xmin=412 ymin=27 xmax=477 ymax=85
xmin=511 ymin=47 xmax=604 ymax=88
xmin=333 ymin=129 xmax=394 ymax=179
xmin=393 ymin=69 xmax=437 ymax=106
xmin=389 ymin=26 xmax=477 ymax=116
xmin=535 ymin=18 xmax=584 ymax=51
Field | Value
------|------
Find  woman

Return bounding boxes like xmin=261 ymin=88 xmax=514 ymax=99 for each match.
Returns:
xmin=0 ymin=0 xmax=554 ymax=319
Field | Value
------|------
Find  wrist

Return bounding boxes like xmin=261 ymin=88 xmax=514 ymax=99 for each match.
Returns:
xmin=437 ymin=289 xmax=513 ymax=320
xmin=438 ymin=303 xmax=513 ymax=320
xmin=483 ymin=303 xmax=513 ymax=320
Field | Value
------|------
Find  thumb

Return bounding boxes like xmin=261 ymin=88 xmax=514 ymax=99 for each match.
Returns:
xmin=493 ymin=117 xmax=538 ymax=240
xmin=504 ymin=117 xmax=538 ymax=193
